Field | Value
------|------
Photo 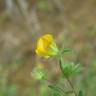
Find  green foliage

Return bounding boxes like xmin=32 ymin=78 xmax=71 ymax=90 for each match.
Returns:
xmin=48 ymin=84 xmax=75 ymax=96
xmin=48 ymin=84 xmax=64 ymax=96
xmin=52 ymin=92 xmax=61 ymax=96
xmin=61 ymin=48 xmax=74 ymax=55
xmin=34 ymin=38 xmax=83 ymax=96
xmin=60 ymin=60 xmax=82 ymax=77
xmin=32 ymin=66 xmax=46 ymax=80
xmin=33 ymin=47 xmax=83 ymax=96
xmin=78 ymin=90 xmax=83 ymax=96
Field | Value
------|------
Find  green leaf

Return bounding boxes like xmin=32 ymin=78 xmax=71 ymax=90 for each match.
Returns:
xmin=78 ymin=90 xmax=83 ymax=96
xmin=49 ymin=85 xmax=61 ymax=93
xmin=60 ymin=60 xmax=82 ymax=77
xmin=61 ymin=48 xmax=74 ymax=55
xmin=52 ymin=92 xmax=61 ymax=96
xmin=48 ymin=84 xmax=64 ymax=96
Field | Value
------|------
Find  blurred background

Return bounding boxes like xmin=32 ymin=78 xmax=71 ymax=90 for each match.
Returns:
xmin=0 ymin=0 xmax=96 ymax=96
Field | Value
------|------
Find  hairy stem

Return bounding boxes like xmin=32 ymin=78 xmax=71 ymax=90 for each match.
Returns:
xmin=59 ymin=57 xmax=78 ymax=96
xmin=65 ymin=76 xmax=78 ymax=96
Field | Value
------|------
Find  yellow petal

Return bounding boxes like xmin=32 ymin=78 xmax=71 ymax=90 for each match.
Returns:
xmin=35 ymin=34 xmax=55 ymax=58
xmin=35 ymin=38 xmax=47 ymax=55
xmin=42 ymin=34 xmax=53 ymax=45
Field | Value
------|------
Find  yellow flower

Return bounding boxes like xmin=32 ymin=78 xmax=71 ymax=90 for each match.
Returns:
xmin=35 ymin=34 xmax=58 ymax=58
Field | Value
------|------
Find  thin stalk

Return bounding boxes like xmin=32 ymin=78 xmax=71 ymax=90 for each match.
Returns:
xmin=59 ymin=57 xmax=78 ymax=96
xmin=65 ymin=76 xmax=78 ymax=96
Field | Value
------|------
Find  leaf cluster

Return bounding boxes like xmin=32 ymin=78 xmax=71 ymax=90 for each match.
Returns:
xmin=61 ymin=62 xmax=82 ymax=77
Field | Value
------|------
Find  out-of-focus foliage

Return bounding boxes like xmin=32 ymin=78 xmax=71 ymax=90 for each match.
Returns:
xmin=32 ymin=64 xmax=46 ymax=80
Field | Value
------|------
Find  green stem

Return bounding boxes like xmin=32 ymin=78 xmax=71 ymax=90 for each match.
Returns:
xmin=65 ymin=77 xmax=78 ymax=96
xmin=59 ymin=57 xmax=78 ymax=96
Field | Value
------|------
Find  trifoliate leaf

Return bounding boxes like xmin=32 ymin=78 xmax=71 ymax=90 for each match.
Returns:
xmin=60 ymin=61 xmax=82 ymax=77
